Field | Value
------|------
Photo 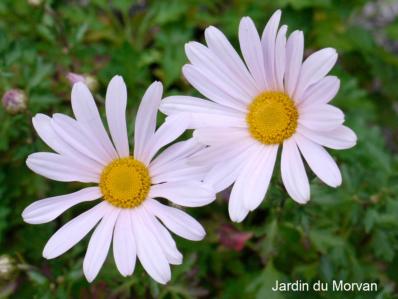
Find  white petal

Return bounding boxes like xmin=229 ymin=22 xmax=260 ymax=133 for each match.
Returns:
xmin=131 ymin=208 xmax=171 ymax=284
xmin=204 ymin=141 xmax=258 ymax=192
xmin=297 ymin=125 xmax=357 ymax=150
xmin=239 ymin=17 xmax=267 ymax=90
xmin=186 ymin=60 xmax=252 ymax=107
xmin=228 ymin=180 xmax=250 ymax=223
xmin=190 ymin=137 xmax=253 ymax=166
xmin=150 ymin=139 xmax=204 ymax=173
xmin=295 ymin=134 xmax=342 ymax=187
xmin=204 ymin=26 xmax=259 ymax=96
xmin=160 ymin=95 xmax=244 ymax=117
xmin=32 ymin=114 xmax=103 ymax=172
xmin=281 ymin=138 xmax=310 ymax=204
xmin=274 ymin=25 xmax=287 ymax=91
xmin=299 ymin=104 xmax=344 ymax=132
xmin=22 ymin=187 xmax=102 ymax=224
xmin=144 ymin=199 xmax=205 ymax=241
xmin=142 ymin=114 xmax=189 ymax=165
xmin=113 ymin=210 xmax=136 ymax=277
xmin=193 ymin=127 xmax=250 ymax=145
xmin=185 ymin=41 xmax=257 ymax=101
xmin=43 ymin=201 xmax=108 ymax=259
xmin=299 ymin=76 xmax=340 ymax=106
xmin=160 ymin=95 xmax=247 ymax=129
xmin=182 ymin=65 xmax=247 ymax=112
xmin=227 ymin=143 xmax=277 ymax=221
xmin=294 ymin=48 xmax=338 ymax=101
xmin=51 ymin=114 xmax=109 ymax=166
xmin=142 ymin=206 xmax=182 ymax=265
xmin=261 ymin=9 xmax=282 ymax=90
xmin=149 ymin=181 xmax=215 ymax=207
xmin=284 ymin=30 xmax=304 ymax=97
xmin=105 ymin=75 xmax=129 ymax=158
xmin=83 ymin=207 xmax=119 ymax=282
xmin=26 ymin=152 xmax=99 ymax=183
xmin=242 ymin=145 xmax=278 ymax=211
xmin=134 ymin=81 xmax=163 ymax=161
xmin=151 ymin=159 xmax=208 ymax=185
xmin=71 ymin=82 xmax=118 ymax=162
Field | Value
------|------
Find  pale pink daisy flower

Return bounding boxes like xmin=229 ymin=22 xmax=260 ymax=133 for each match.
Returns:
xmin=160 ymin=10 xmax=357 ymax=222
xmin=23 ymin=75 xmax=214 ymax=283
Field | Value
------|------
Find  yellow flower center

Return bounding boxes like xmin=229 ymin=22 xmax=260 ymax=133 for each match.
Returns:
xmin=99 ymin=157 xmax=151 ymax=209
xmin=246 ymin=91 xmax=298 ymax=144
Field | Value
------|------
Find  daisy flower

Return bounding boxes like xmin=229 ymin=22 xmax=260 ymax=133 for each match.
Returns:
xmin=160 ymin=10 xmax=357 ymax=222
xmin=23 ymin=76 xmax=214 ymax=283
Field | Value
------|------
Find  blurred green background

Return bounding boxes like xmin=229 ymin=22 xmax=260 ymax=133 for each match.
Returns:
xmin=1 ymin=0 xmax=398 ymax=298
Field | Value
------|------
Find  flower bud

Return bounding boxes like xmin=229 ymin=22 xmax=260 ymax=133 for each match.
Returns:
xmin=2 ymin=89 xmax=28 ymax=114
xmin=0 ymin=255 xmax=17 ymax=281
xmin=66 ymin=72 xmax=99 ymax=92
xmin=27 ymin=0 xmax=43 ymax=6
xmin=66 ymin=72 xmax=85 ymax=85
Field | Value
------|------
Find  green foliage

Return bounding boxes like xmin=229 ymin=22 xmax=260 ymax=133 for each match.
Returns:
xmin=0 ymin=0 xmax=397 ymax=298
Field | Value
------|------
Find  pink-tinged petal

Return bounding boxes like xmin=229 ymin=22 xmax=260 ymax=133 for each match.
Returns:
xmin=43 ymin=201 xmax=109 ymax=259
xmin=131 ymin=207 xmax=171 ymax=284
xmin=295 ymin=134 xmax=342 ymax=187
xmin=227 ymin=144 xmax=263 ymax=222
xmin=22 ymin=187 xmax=102 ymax=224
xmin=151 ymin=159 xmax=208 ymax=185
xmin=239 ymin=17 xmax=267 ymax=90
xmin=149 ymin=181 xmax=215 ymax=207
xmin=298 ymin=104 xmax=344 ymax=132
xmin=229 ymin=180 xmax=250 ymax=223
xmin=144 ymin=198 xmax=205 ymax=241
xmin=134 ymin=81 xmax=163 ymax=161
xmin=142 ymin=206 xmax=182 ymax=265
xmin=261 ymin=10 xmax=282 ymax=90
xmin=298 ymin=76 xmax=340 ymax=106
xmin=149 ymin=139 xmax=204 ymax=173
xmin=297 ymin=125 xmax=357 ymax=150
xmin=193 ymin=127 xmax=250 ymax=146
xmin=51 ymin=113 xmax=109 ymax=166
xmin=26 ymin=152 xmax=99 ymax=183
xmin=284 ymin=30 xmax=304 ymax=97
xmin=242 ymin=144 xmax=278 ymax=211
xmin=190 ymin=137 xmax=253 ymax=166
xmin=160 ymin=95 xmax=244 ymax=117
xmin=71 ymin=82 xmax=118 ymax=162
xmin=113 ymin=210 xmax=136 ymax=277
xmin=83 ymin=207 xmax=119 ymax=282
xmin=32 ymin=114 xmax=103 ymax=172
xmin=185 ymin=41 xmax=257 ymax=101
xmin=182 ymin=65 xmax=247 ymax=112
xmin=105 ymin=75 xmax=129 ymax=158
xmin=294 ymin=48 xmax=338 ymax=102
xmin=281 ymin=138 xmax=310 ymax=204
xmin=204 ymin=26 xmax=259 ymax=96
xmin=274 ymin=25 xmax=288 ymax=91
xmin=142 ymin=114 xmax=189 ymax=165
xmin=204 ymin=143 xmax=257 ymax=192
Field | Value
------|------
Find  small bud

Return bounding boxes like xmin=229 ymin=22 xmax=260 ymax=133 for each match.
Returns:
xmin=27 ymin=0 xmax=43 ymax=6
xmin=0 ymin=255 xmax=17 ymax=281
xmin=2 ymin=89 xmax=28 ymax=114
xmin=84 ymin=74 xmax=99 ymax=92
xmin=66 ymin=72 xmax=85 ymax=85
xmin=66 ymin=72 xmax=99 ymax=92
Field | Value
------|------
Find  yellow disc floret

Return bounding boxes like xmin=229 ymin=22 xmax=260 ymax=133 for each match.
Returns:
xmin=246 ymin=91 xmax=298 ymax=145
xmin=99 ymin=157 xmax=151 ymax=209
